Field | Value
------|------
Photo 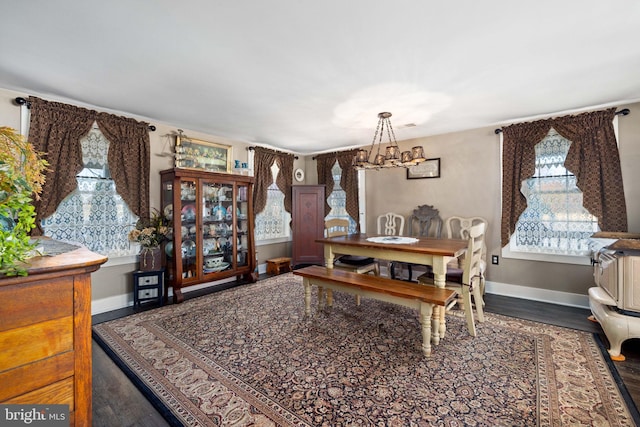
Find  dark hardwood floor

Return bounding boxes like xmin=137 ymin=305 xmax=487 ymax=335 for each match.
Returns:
xmin=92 ymin=281 xmax=640 ymax=426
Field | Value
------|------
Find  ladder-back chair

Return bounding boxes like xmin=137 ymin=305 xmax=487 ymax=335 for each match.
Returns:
xmin=418 ymin=222 xmax=486 ymax=336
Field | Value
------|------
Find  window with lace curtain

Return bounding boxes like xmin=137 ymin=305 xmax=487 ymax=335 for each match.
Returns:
xmin=510 ymin=127 xmax=599 ymax=257
xmin=325 ymin=161 xmax=357 ymax=233
xmin=41 ymin=126 xmax=138 ymax=256
xmin=254 ymin=162 xmax=291 ymax=242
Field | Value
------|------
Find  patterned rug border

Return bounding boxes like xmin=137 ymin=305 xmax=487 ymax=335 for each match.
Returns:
xmin=93 ymin=330 xmax=184 ymax=427
xmin=93 ymin=274 xmax=640 ymax=426
xmin=592 ymin=333 xmax=640 ymax=424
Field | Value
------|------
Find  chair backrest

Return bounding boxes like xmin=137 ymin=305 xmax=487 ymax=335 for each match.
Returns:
xmin=445 ymin=216 xmax=488 ymax=240
xmin=408 ymin=205 xmax=442 ymax=238
xmin=445 ymin=216 xmax=488 ymax=263
xmin=325 ymin=218 xmax=350 ymax=238
xmin=461 ymin=222 xmax=486 ymax=286
xmin=376 ymin=212 xmax=405 ymax=236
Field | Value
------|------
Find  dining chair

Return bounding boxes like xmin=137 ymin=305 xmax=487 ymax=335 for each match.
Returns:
xmin=417 ymin=222 xmax=486 ymax=337
xmin=376 ymin=212 xmax=405 ymax=278
xmin=325 ymin=218 xmax=379 ymax=306
xmin=376 ymin=212 xmax=405 ymax=237
xmin=325 ymin=218 xmax=379 ymax=276
xmin=443 ymin=216 xmax=489 ymax=296
xmin=398 ymin=205 xmax=443 ymax=281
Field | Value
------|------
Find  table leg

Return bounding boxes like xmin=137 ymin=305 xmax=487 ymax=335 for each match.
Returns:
xmin=432 ymin=257 xmax=448 ymax=339
xmin=420 ymin=302 xmax=434 ymax=356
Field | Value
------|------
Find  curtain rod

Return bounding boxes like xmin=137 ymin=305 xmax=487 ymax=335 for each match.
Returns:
xmin=493 ymin=108 xmax=630 ymax=134
xmin=13 ymin=97 xmax=157 ymax=131
xmin=247 ymin=146 xmax=298 ymax=159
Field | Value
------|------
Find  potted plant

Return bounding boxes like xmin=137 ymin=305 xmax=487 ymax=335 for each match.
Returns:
xmin=0 ymin=127 xmax=48 ymax=276
xmin=128 ymin=209 xmax=170 ymax=271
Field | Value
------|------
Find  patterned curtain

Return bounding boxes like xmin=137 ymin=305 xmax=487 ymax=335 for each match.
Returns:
xmin=27 ymin=97 xmax=94 ymax=234
xmin=275 ymin=152 xmax=295 ymax=217
xmin=252 ymin=147 xmax=277 ymax=215
xmin=97 ymin=112 xmax=151 ymax=220
xmin=501 ymin=108 xmax=627 ymax=247
xmin=553 ymin=108 xmax=627 ymax=233
xmin=315 ymin=152 xmax=337 ymax=217
xmin=316 ymin=149 xmax=360 ymax=231
xmin=337 ymin=150 xmax=360 ymax=232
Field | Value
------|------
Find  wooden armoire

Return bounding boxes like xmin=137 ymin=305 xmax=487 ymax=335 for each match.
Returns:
xmin=292 ymin=185 xmax=325 ymax=268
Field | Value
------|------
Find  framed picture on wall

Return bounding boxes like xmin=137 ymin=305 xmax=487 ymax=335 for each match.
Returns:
xmin=175 ymin=135 xmax=232 ymax=173
xmin=407 ymin=158 xmax=441 ymax=179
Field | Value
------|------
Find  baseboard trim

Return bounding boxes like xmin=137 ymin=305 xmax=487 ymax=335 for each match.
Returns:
xmin=91 ymin=265 xmax=268 ymax=315
xmin=485 ymin=280 xmax=589 ymax=309
xmin=91 ymin=264 xmax=589 ymax=315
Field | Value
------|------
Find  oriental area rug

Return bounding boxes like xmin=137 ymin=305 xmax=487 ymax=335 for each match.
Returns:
xmin=93 ymin=273 xmax=637 ymax=426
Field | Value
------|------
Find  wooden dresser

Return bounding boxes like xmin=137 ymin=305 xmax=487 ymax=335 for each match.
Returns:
xmin=0 ymin=244 xmax=107 ymax=427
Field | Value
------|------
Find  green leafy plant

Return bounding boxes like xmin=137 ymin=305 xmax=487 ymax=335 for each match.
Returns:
xmin=0 ymin=127 xmax=48 ymax=276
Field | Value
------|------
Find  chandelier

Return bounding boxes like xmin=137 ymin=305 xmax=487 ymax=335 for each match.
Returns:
xmin=353 ymin=112 xmax=426 ymax=169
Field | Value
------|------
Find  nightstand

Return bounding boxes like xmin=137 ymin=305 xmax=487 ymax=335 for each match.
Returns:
xmin=133 ymin=269 xmax=165 ymax=307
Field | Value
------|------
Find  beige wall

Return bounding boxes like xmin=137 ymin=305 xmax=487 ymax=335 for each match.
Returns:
xmin=364 ymin=101 xmax=640 ymax=296
xmin=2 ymin=85 xmax=638 ymax=308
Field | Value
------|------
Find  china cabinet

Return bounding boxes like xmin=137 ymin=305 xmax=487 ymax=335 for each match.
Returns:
xmin=160 ymin=168 xmax=256 ymax=303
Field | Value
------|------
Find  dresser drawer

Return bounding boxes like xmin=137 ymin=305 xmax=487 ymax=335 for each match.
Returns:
xmin=5 ymin=377 xmax=74 ymax=408
xmin=0 ymin=316 xmax=73 ymax=372
xmin=0 ymin=277 xmax=73 ymax=332
xmin=0 ymin=352 xmax=74 ymax=402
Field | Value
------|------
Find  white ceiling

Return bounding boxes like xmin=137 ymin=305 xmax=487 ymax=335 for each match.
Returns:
xmin=2 ymin=1 xmax=640 ymax=155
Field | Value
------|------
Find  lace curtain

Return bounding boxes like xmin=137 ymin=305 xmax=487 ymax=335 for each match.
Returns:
xmin=41 ymin=128 xmax=139 ymax=255
xmin=514 ymin=128 xmax=599 ymax=254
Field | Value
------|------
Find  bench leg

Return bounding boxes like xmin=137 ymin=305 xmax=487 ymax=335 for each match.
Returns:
xmin=419 ymin=302 xmax=434 ymax=356
xmin=303 ymin=279 xmax=312 ymax=317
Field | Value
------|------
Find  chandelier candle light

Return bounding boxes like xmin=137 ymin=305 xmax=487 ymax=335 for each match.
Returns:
xmin=354 ymin=112 xmax=426 ymax=169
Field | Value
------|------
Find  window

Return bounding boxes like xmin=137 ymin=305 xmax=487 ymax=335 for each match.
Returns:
xmin=325 ymin=161 xmax=357 ymax=233
xmin=505 ymin=128 xmax=599 ymax=263
xmin=254 ymin=162 xmax=291 ymax=243
xmin=41 ymin=126 xmax=138 ymax=257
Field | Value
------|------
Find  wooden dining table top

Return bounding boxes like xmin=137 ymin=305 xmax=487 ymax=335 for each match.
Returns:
xmin=316 ymin=234 xmax=468 ymax=257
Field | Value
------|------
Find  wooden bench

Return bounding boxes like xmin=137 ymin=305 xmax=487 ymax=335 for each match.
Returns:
xmin=266 ymin=257 xmax=292 ymax=276
xmin=293 ymin=265 xmax=457 ymax=357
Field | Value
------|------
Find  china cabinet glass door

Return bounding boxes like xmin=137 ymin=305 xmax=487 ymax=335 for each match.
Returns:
xmin=236 ymin=183 xmax=250 ymax=268
xmin=201 ymin=180 xmax=234 ymax=275
xmin=179 ymin=179 xmax=198 ymax=280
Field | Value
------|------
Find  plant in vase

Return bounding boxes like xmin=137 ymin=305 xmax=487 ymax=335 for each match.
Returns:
xmin=128 ymin=209 xmax=170 ymax=271
xmin=0 ymin=127 xmax=48 ymax=276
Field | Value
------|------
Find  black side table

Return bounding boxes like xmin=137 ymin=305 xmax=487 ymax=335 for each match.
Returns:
xmin=133 ymin=269 xmax=165 ymax=307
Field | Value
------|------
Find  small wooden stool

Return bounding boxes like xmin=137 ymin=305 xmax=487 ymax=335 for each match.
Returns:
xmin=266 ymin=257 xmax=292 ymax=276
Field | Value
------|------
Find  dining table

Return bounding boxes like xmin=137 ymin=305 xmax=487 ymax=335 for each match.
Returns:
xmin=316 ymin=233 xmax=468 ymax=344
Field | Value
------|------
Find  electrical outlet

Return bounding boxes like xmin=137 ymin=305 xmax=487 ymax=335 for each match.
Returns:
xmin=491 ymin=255 xmax=499 ymax=265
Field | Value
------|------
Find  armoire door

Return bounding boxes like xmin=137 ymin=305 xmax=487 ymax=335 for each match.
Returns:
xmin=292 ymin=185 xmax=325 ymax=268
